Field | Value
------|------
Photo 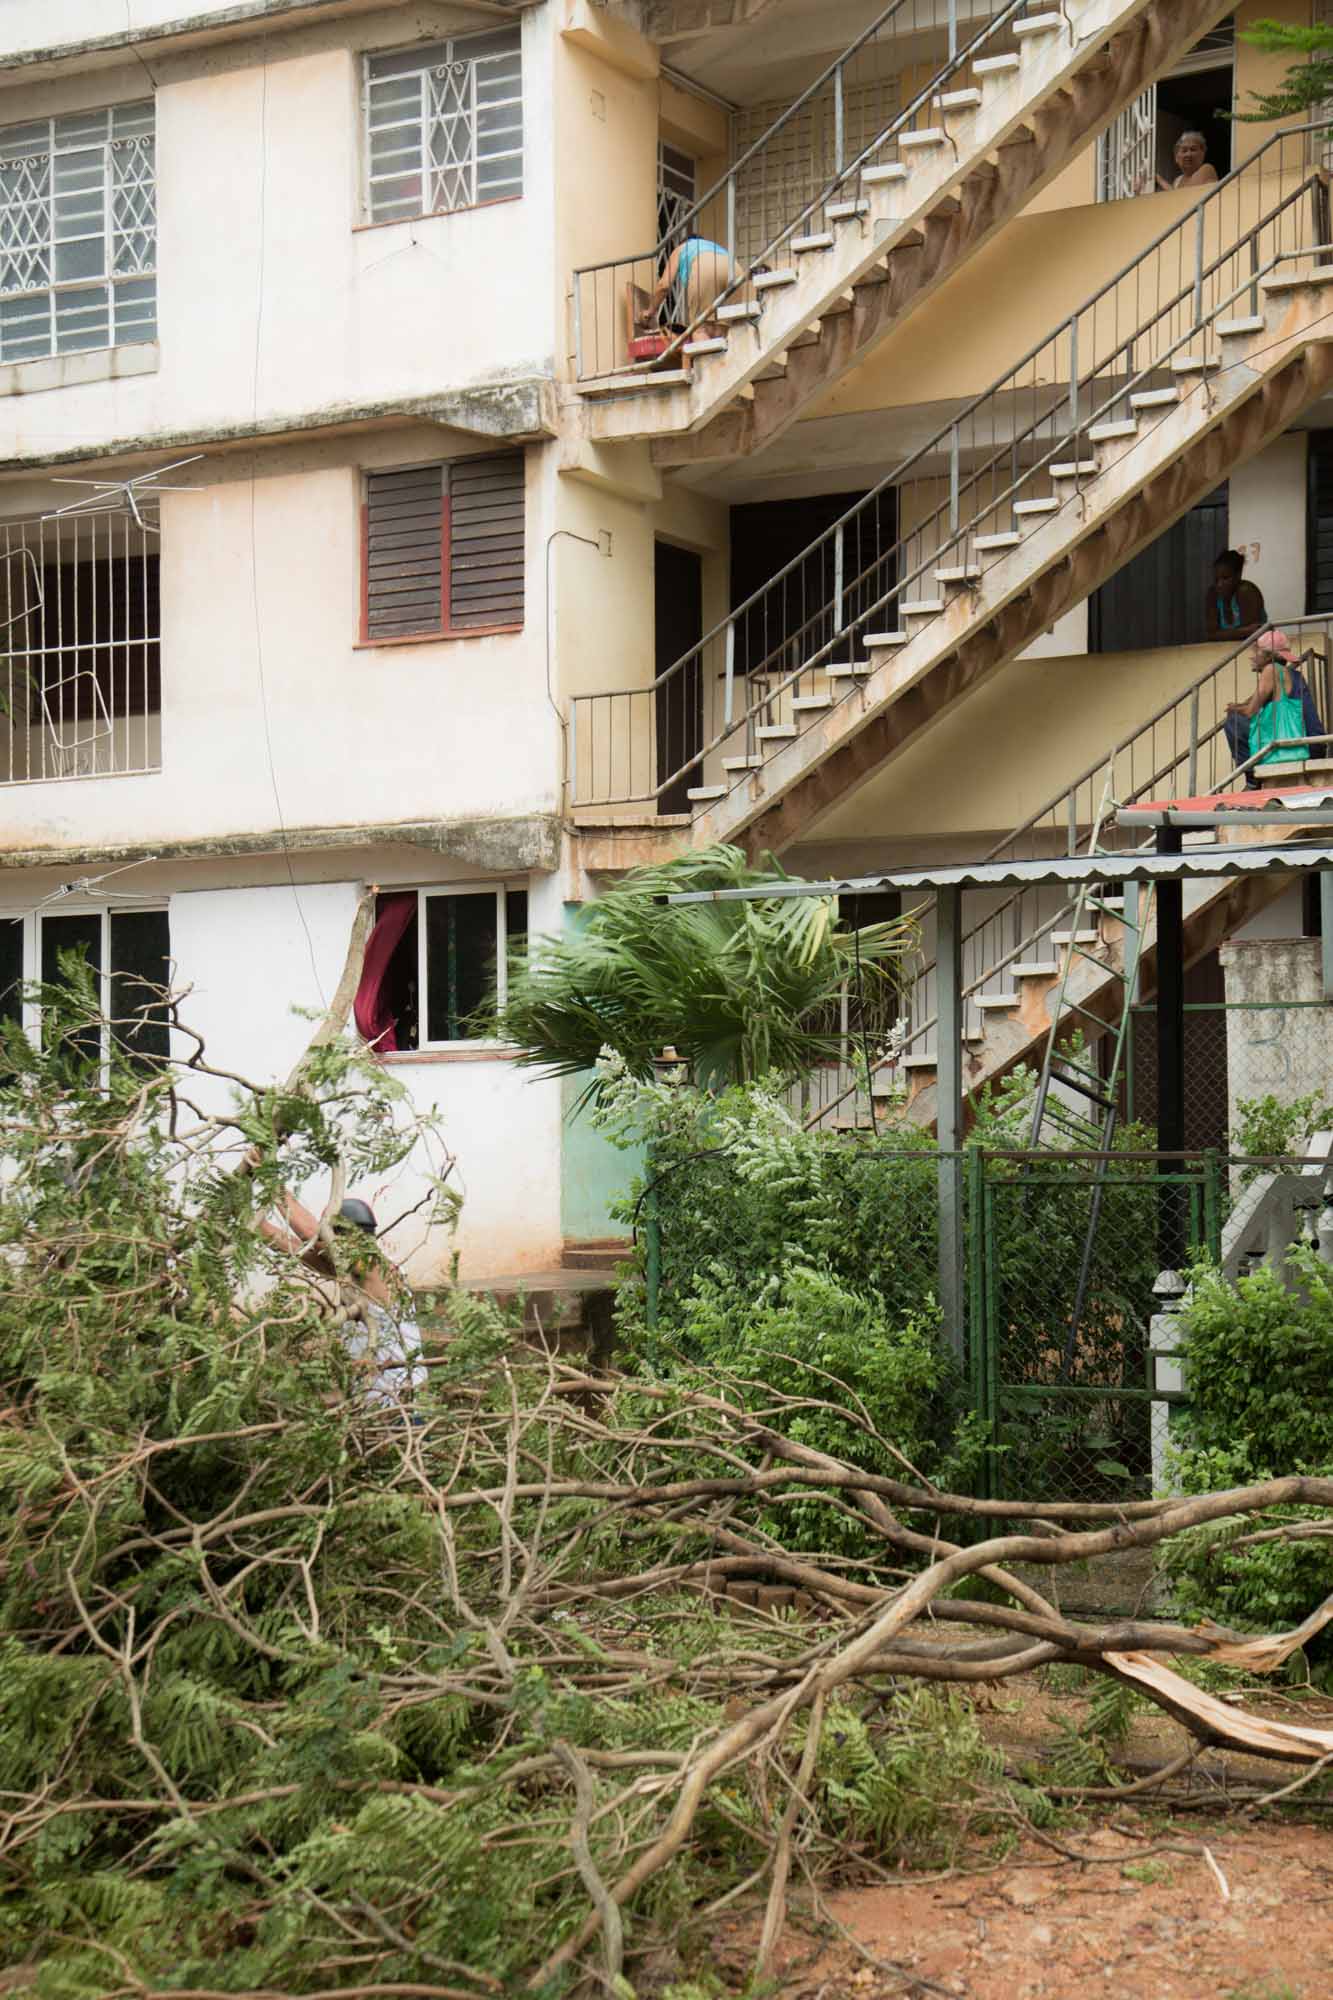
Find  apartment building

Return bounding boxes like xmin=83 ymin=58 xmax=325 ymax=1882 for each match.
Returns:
xmin=1 ymin=0 xmax=1330 ymax=1278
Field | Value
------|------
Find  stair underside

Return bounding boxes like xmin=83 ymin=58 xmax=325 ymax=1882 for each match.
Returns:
xmin=902 ymin=841 xmax=1311 ymax=1131
xmin=575 ymin=0 xmax=1234 ymax=464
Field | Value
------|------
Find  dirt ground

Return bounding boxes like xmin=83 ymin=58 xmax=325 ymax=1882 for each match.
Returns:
xmin=751 ymin=1680 xmax=1333 ymax=2000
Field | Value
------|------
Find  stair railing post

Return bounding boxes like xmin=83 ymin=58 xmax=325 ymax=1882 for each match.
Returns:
xmin=937 ymin=883 xmax=966 ymax=1368
xmin=834 ymin=59 xmax=845 ymax=178
xmin=834 ymin=523 xmax=845 ymax=640
xmin=1187 ymin=688 xmax=1200 ymax=796
xmin=1193 ymin=203 xmax=1206 ymax=326
xmin=723 ymin=620 xmax=736 ymax=728
xmin=725 ymin=174 xmax=736 ymax=265
xmin=1068 ymin=315 xmax=1079 ymax=437
xmin=948 ymin=0 xmax=958 ymax=60
xmin=948 ymin=425 xmax=960 ymax=539
xmin=569 ymin=697 xmax=579 ymax=807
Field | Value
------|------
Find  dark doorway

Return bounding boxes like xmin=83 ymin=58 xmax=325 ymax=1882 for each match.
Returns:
xmin=655 ymin=539 xmax=704 ymax=816
xmin=1090 ymin=486 xmax=1228 ymax=653
xmin=1154 ymin=56 xmax=1234 ymax=187
xmin=729 ymin=489 xmax=898 ymax=685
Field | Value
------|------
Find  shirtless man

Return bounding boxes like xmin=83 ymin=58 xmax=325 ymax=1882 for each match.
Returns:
xmin=1154 ymin=130 xmax=1219 ymax=193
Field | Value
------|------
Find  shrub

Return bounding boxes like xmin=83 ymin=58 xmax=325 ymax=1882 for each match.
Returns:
xmin=1161 ymin=1249 xmax=1333 ymax=1649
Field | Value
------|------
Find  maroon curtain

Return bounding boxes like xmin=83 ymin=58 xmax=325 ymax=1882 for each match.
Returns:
xmin=354 ymin=893 xmax=416 ymax=1053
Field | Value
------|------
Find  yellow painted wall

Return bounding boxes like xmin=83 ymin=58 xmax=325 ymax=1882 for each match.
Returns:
xmin=807 ymin=642 xmax=1235 ymax=844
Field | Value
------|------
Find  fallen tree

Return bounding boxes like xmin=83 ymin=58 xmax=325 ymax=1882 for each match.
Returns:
xmin=3 ymin=964 xmax=1333 ymax=2000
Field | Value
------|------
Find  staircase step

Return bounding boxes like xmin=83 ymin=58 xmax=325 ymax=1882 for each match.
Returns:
xmin=827 ymin=661 xmax=871 ymax=678
xmin=974 ymin=52 xmax=1022 ymax=75
xmin=716 ymin=301 xmax=762 ymax=323
xmin=863 ymin=162 xmax=909 ymax=186
xmin=935 ymin=563 xmax=983 ymax=583
xmin=935 ymin=88 xmax=983 ymax=111
xmin=974 ymin=531 xmax=1022 ymax=550
xmin=756 ymin=723 xmax=799 ymax=741
xmin=687 ymin=785 xmax=728 ymax=801
xmin=900 ymin=1053 xmax=938 ymax=1071
xmin=788 ymin=322 xmax=823 ymax=348
xmin=1013 ymin=961 xmax=1059 ymax=978
xmin=828 ymin=199 xmax=870 ymax=221
xmin=1130 ymin=387 xmax=1181 ymax=409
xmin=1014 ymin=11 xmax=1064 ymax=34
xmin=1051 ymin=459 xmax=1099 ymax=478
xmin=1215 ymin=314 xmax=1265 ymax=337
xmin=683 ymin=337 xmax=727 ymax=356
xmin=1014 ymin=497 xmax=1060 ymax=517
xmin=976 ymin=993 xmax=1019 ymax=1011
xmin=864 ymin=629 xmax=911 ymax=647
xmin=1052 ymin=929 xmax=1100 ymax=945
xmin=1261 ymin=266 xmax=1333 ymax=294
xmin=753 ymin=268 xmax=798 ymax=291
xmin=722 ymin=755 xmax=764 ymax=771
xmin=792 ymin=232 xmax=835 ymax=253
xmin=901 ymin=597 xmax=946 ymax=615
xmin=581 ymin=369 xmax=689 ymax=396
xmin=899 ymin=127 xmax=947 ymax=151
xmin=1089 ymin=418 xmax=1139 ymax=442
xmin=1171 ymin=352 xmax=1222 ymax=373
xmin=791 ymin=693 xmax=834 ymax=711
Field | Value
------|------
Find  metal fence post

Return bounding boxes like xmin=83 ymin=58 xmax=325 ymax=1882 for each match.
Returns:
xmin=937 ymin=884 xmax=966 ymax=1368
xmin=643 ymin=1167 xmax=661 ymax=1331
xmin=1203 ymin=1147 xmax=1223 ymax=1260
xmin=965 ymin=1144 xmax=989 ymax=1493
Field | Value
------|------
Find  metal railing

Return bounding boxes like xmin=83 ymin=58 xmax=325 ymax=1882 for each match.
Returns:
xmin=808 ymin=614 xmax=1333 ymax=1128
xmin=570 ymin=122 xmax=1332 ymax=816
xmin=0 ymin=504 xmax=161 ymax=786
xmin=571 ymin=0 xmax=1029 ymax=383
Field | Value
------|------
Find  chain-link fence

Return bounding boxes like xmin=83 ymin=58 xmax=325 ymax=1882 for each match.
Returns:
xmin=1129 ymin=999 xmax=1333 ymax=1157
xmin=640 ymin=1140 xmax=1318 ymax=1505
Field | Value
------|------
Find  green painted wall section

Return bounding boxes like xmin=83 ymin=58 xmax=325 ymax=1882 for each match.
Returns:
xmin=554 ymin=900 xmax=641 ymax=1241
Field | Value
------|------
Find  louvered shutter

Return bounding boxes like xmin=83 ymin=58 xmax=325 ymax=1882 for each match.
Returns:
xmin=448 ymin=453 xmax=525 ymax=629
xmin=364 ymin=465 xmax=443 ymax=639
xmin=1308 ymin=434 xmax=1333 ymax=613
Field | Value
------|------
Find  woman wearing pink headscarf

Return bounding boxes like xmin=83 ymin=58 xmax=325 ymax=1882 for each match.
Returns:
xmin=1224 ymin=628 xmax=1325 ymax=784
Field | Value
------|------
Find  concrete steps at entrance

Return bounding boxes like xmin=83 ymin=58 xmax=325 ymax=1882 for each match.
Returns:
xmin=573 ymin=0 xmax=1234 ymax=466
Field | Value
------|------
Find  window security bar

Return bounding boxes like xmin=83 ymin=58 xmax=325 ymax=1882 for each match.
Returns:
xmin=0 ymin=101 xmax=156 ymax=365
xmin=0 ymin=504 xmax=161 ymax=786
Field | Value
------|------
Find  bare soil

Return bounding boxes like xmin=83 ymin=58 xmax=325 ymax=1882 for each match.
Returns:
xmin=740 ymin=1678 xmax=1333 ymax=2000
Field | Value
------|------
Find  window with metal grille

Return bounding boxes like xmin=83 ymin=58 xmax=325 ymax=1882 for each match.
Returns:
xmin=0 ymin=101 xmax=155 ymax=364
xmin=364 ymin=30 xmax=523 ymax=225
xmin=0 ymin=507 xmax=162 ymax=785
xmin=657 ymin=142 xmax=696 ymax=247
xmin=730 ymin=73 xmax=901 ymax=268
xmin=361 ymin=454 xmax=525 ymax=642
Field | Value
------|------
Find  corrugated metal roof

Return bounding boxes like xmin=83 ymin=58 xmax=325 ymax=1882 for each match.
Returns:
xmin=663 ymin=844 xmax=1333 ymax=903
xmin=1120 ymin=787 xmax=1333 ymax=827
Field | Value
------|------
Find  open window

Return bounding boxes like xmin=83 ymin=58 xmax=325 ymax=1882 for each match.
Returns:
xmin=353 ymin=883 xmax=528 ymax=1053
xmin=360 ymin=454 xmax=525 ymax=643
xmin=1098 ymin=21 xmax=1234 ymax=201
xmin=0 ymin=505 xmax=161 ymax=783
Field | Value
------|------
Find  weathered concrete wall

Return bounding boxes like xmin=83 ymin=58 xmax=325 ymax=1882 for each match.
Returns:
xmin=1219 ymin=939 xmax=1333 ymax=1151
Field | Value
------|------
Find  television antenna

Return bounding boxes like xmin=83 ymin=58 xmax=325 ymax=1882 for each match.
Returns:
xmin=42 ymin=455 xmax=206 ymax=531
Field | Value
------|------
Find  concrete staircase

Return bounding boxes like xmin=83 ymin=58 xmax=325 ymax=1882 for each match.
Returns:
xmin=895 ymin=831 xmax=1312 ymax=1131
xmin=573 ymin=0 xmax=1234 ymax=464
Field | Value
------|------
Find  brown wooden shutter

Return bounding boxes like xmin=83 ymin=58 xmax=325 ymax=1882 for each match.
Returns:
xmin=364 ymin=465 xmax=443 ymax=639
xmin=448 ymin=452 xmax=524 ymax=630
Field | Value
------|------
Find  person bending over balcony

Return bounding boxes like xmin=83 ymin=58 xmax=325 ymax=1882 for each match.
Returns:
xmin=642 ymin=236 xmax=733 ymax=340
xmin=1206 ymin=549 xmax=1267 ymax=643
xmin=1224 ymin=628 xmax=1326 ymax=784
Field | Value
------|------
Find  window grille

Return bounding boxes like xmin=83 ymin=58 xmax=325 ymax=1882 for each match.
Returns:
xmin=0 ymin=504 xmax=161 ymax=785
xmin=657 ymin=141 xmax=696 ymax=248
xmin=361 ymin=454 xmax=524 ymax=641
xmin=730 ymin=73 xmax=901 ymax=268
xmin=364 ymin=29 xmax=523 ymax=225
xmin=0 ymin=101 xmax=155 ymax=364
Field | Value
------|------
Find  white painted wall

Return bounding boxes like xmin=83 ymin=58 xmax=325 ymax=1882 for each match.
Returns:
xmin=1228 ymin=432 xmax=1308 ymax=625
xmin=0 ymin=10 xmax=556 ymax=458
xmin=168 ymin=874 xmax=564 ymax=1280
xmin=0 ymin=437 xmax=560 ymax=853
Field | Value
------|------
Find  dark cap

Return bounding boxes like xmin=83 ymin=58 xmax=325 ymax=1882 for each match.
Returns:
xmin=338 ymin=1197 xmax=378 ymax=1234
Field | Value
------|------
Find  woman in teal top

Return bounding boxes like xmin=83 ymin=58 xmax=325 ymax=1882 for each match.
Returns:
xmin=1205 ymin=549 xmax=1267 ymax=643
xmin=644 ymin=237 xmax=734 ymax=340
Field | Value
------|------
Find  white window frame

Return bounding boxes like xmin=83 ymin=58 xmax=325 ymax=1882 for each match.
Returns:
xmin=362 ymin=29 xmax=523 ymax=227
xmin=1096 ymin=29 xmax=1235 ymax=204
xmin=0 ymin=100 xmax=156 ymax=365
xmin=406 ymin=881 xmax=524 ymax=1050
xmin=0 ymin=903 xmax=170 ymax=1052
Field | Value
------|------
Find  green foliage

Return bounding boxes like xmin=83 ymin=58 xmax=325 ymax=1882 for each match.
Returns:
xmin=1232 ymin=1091 xmax=1333 ymax=1168
xmin=1237 ymin=18 xmax=1333 ymax=122
xmin=491 ymin=842 xmax=917 ymax=1099
xmin=1162 ymin=1250 xmax=1333 ymax=1650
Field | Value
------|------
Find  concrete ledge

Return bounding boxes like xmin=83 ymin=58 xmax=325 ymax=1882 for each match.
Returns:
xmin=0 ymin=374 xmax=558 ymax=474
xmin=0 ymin=812 xmax=563 ymax=875
xmin=0 ymin=342 xmax=159 ymax=400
